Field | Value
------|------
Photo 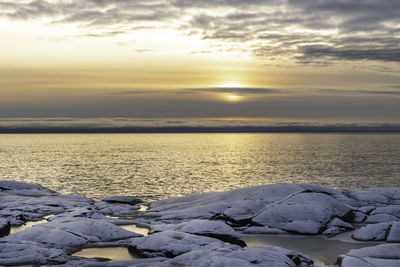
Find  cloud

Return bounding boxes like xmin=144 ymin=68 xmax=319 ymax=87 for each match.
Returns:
xmin=180 ymin=87 xmax=290 ymax=95
xmin=1 ymin=0 xmax=400 ymax=65
xmin=318 ymin=89 xmax=400 ymax=96
xmin=0 ymin=117 xmax=399 ymax=133
xmin=111 ymin=87 xmax=290 ymax=96
xmin=298 ymin=45 xmax=400 ymax=63
xmin=113 ymin=87 xmax=400 ymax=97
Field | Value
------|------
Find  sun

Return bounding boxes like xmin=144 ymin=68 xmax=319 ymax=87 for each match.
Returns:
xmin=227 ymin=94 xmax=240 ymax=101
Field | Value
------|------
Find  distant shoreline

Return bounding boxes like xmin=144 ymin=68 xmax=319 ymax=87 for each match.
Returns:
xmin=1 ymin=125 xmax=400 ymax=133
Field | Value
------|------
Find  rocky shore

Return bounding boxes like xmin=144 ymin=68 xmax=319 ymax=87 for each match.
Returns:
xmin=0 ymin=180 xmax=399 ymax=266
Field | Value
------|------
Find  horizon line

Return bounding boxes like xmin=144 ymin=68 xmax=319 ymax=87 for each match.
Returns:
xmin=1 ymin=125 xmax=400 ymax=134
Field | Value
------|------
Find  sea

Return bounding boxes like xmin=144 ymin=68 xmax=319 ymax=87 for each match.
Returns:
xmin=0 ymin=133 xmax=399 ymax=201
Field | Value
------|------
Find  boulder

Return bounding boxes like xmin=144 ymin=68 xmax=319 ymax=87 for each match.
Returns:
xmin=150 ymin=219 xmax=246 ymax=246
xmin=101 ymin=196 xmax=142 ymax=206
xmin=129 ymin=230 xmax=239 ymax=258
xmin=7 ymin=218 xmax=141 ymax=248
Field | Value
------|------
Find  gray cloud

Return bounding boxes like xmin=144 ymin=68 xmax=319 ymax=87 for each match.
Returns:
xmin=1 ymin=0 xmax=400 ymax=64
xmin=180 ymin=87 xmax=289 ymax=95
xmin=111 ymin=87 xmax=290 ymax=96
xmin=298 ymin=45 xmax=400 ymax=63
xmin=113 ymin=87 xmax=400 ymax=97
xmin=318 ymin=89 xmax=400 ymax=96
xmin=1 ymin=118 xmax=399 ymax=132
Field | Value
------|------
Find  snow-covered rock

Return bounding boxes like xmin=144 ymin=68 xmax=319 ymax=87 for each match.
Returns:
xmin=338 ymin=243 xmax=400 ymax=267
xmin=150 ymin=219 xmax=246 ymax=246
xmin=129 ymin=230 xmax=240 ymax=258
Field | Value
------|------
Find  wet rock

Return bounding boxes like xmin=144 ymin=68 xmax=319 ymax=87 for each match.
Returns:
xmin=101 ymin=196 xmax=142 ymax=206
xmin=0 ymin=181 xmax=93 ymax=226
xmin=0 ymin=240 xmax=69 ymax=266
xmin=7 ymin=218 xmax=141 ymax=248
xmin=150 ymin=219 xmax=246 ymax=246
xmin=0 ymin=218 xmax=10 ymax=237
xmin=0 ymin=180 xmax=56 ymax=196
xmin=242 ymin=226 xmax=287 ymax=235
xmin=387 ymin=222 xmax=400 ymax=242
xmin=352 ymin=222 xmax=399 ymax=241
xmin=157 ymin=246 xmax=314 ymax=267
xmin=252 ymin=192 xmax=352 ymax=234
xmin=129 ymin=230 xmax=239 ymax=258
xmin=93 ymin=201 xmax=142 ymax=217
xmin=338 ymin=243 xmax=400 ymax=267
xmin=329 ymin=218 xmax=355 ymax=230
xmin=365 ymin=214 xmax=399 ymax=223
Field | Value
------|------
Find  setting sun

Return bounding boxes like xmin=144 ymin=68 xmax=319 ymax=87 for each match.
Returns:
xmin=226 ymin=94 xmax=240 ymax=101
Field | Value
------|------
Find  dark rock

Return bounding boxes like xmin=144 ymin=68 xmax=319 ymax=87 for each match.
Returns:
xmin=101 ymin=196 xmax=142 ymax=205
xmin=0 ymin=218 xmax=10 ymax=237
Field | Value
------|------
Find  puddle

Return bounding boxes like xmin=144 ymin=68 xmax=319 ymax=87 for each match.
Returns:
xmin=120 ymin=224 xmax=149 ymax=236
xmin=242 ymin=233 xmax=382 ymax=266
xmin=138 ymin=205 xmax=148 ymax=212
xmin=10 ymin=215 xmax=54 ymax=235
xmin=72 ymin=247 xmax=136 ymax=261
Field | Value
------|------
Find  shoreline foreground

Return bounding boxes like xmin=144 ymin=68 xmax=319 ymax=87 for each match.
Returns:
xmin=0 ymin=180 xmax=399 ymax=266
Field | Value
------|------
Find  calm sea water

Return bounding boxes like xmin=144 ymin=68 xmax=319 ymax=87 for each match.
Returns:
xmin=0 ymin=134 xmax=399 ymax=201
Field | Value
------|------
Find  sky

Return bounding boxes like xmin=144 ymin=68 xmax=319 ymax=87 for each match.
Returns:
xmin=1 ymin=0 xmax=400 ymax=128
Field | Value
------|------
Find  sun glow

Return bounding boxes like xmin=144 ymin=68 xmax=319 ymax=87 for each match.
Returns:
xmin=217 ymin=82 xmax=245 ymax=88
xmin=226 ymin=94 xmax=240 ymax=101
